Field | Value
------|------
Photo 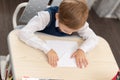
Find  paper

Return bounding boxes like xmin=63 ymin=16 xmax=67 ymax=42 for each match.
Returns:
xmin=45 ymin=40 xmax=78 ymax=67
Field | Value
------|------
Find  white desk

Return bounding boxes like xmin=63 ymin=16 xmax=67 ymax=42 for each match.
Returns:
xmin=8 ymin=30 xmax=118 ymax=80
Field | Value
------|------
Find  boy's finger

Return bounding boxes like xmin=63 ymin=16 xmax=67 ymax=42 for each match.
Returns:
xmin=78 ymin=59 xmax=83 ymax=68
xmin=52 ymin=57 xmax=56 ymax=67
xmin=48 ymin=57 xmax=51 ymax=64
xmin=71 ymin=52 xmax=76 ymax=58
xmin=48 ymin=56 xmax=54 ymax=67
xmin=49 ymin=59 xmax=53 ymax=67
xmin=53 ymin=57 xmax=57 ymax=67
xmin=84 ymin=58 xmax=88 ymax=66
xmin=76 ymin=58 xmax=82 ymax=68
xmin=76 ymin=58 xmax=80 ymax=67
xmin=82 ymin=58 xmax=88 ymax=68
xmin=82 ymin=59 xmax=86 ymax=68
xmin=54 ymin=60 xmax=57 ymax=67
xmin=52 ymin=56 xmax=58 ymax=67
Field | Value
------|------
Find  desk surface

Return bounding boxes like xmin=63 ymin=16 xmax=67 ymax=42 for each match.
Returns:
xmin=8 ymin=30 xmax=118 ymax=80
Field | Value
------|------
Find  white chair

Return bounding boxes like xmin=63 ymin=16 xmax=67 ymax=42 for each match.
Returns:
xmin=14 ymin=0 xmax=62 ymax=28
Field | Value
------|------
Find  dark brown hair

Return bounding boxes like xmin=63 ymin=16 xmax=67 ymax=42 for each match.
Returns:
xmin=58 ymin=0 xmax=89 ymax=29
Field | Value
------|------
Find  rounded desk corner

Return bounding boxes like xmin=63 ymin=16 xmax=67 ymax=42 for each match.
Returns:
xmin=7 ymin=30 xmax=18 ymax=38
xmin=97 ymin=36 xmax=110 ymax=46
xmin=7 ymin=30 xmax=19 ymax=45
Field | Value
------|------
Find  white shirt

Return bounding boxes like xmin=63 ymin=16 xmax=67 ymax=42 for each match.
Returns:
xmin=18 ymin=11 xmax=99 ymax=54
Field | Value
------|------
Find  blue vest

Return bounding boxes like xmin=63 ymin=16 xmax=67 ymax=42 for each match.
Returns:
xmin=39 ymin=6 xmax=70 ymax=36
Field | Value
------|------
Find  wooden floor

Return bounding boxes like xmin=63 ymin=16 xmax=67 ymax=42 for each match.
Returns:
xmin=0 ymin=0 xmax=120 ymax=69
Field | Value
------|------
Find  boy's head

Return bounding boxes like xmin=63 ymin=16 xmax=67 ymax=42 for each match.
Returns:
xmin=56 ymin=0 xmax=89 ymax=34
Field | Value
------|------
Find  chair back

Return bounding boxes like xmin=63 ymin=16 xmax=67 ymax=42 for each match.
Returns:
xmin=19 ymin=0 xmax=62 ymax=24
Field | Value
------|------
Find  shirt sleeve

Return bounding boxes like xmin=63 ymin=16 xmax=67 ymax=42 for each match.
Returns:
xmin=77 ymin=22 xmax=99 ymax=53
xmin=18 ymin=11 xmax=52 ymax=54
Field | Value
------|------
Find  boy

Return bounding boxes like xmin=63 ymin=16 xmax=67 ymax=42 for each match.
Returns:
xmin=18 ymin=0 xmax=98 ymax=68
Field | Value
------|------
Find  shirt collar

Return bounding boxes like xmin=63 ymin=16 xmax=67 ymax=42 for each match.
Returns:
xmin=55 ymin=20 xmax=59 ymax=27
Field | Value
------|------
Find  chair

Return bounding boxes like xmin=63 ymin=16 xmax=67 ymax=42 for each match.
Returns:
xmin=14 ymin=0 xmax=62 ymax=28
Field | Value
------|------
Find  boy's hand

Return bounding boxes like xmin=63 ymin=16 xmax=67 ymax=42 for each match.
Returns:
xmin=71 ymin=49 xmax=88 ymax=68
xmin=47 ymin=49 xmax=59 ymax=67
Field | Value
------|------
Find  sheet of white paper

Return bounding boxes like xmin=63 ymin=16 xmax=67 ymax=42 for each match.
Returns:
xmin=45 ymin=40 xmax=78 ymax=67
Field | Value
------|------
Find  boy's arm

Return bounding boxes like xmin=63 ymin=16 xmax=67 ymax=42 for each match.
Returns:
xmin=77 ymin=22 xmax=99 ymax=53
xmin=18 ymin=11 xmax=52 ymax=53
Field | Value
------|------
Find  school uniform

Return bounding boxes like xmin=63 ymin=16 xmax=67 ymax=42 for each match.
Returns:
xmin=40 ymin=6 xmax=70 ymax=36
xmin=18 ymin=6 xmax=98 ymax=54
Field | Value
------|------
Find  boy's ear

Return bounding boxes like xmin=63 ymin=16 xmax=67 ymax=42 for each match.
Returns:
xmin=55 ymin=13 xmax=59 ymax=20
